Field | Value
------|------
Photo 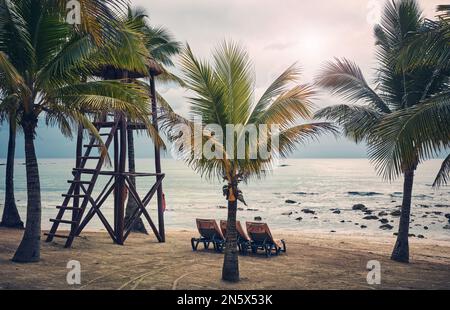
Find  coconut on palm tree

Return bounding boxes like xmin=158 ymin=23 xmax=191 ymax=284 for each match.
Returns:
xmin=163 ymin=41 xmax=335 ymax=282
xmin=315 ymin=0 xmax=450 ymax=263
xmin=0 ymin=0 xmax=155 ymax=263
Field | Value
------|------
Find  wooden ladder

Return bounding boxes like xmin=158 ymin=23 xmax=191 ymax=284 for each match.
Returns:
xmin=45 ymin=118 xmax=120 ymax=248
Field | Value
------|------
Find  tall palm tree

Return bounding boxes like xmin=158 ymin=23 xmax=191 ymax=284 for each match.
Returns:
xmin=0 ymin=0 xmax=153 ymax=263
xmin=0 ymin=92 xmax=23 ymax=228
xmin=163 ymin=41 xmax=335 ymax=282
xmin=315 ymin=0 xmax=450 ymax=263
xmin=383 ymin=4 xmax=450 ymax=188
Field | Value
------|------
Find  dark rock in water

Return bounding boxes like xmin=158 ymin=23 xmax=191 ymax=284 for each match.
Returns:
xmin=433 ymin=211 xmax=443 ymax=215
xmin=363 ymin=215 xmax=379 ymax=220
xmin=354 ymin=223 xmax=359 ymax=225
xmin=390 ymin=210 xmax=401 ymax=217
xmin=282 ymin=211 xmax=293 ymax=216
xmin=436 ymin=204 xmax=450 ymax=208
xmin=424 ymin=226 xmax=429 ymax=230
xmin=301 ymin=208 xmax=316 ymax=215
xmin=364 ymin=210 xmax=373 ymax=215
xmin=292 ymin=192 xmax=318 ymax=196
xmin=295 ymin=217 xmax=303 ymax=221
xmin=360 ymin=225 xmax=367 ymax=229
xmin=414 ymin=194 xmax=432 ymax=199
xmin=348 ymin=191 xmax=382 ymax=196
xmin=330 ymin=230 xmax=336 ymax=233
xmin=390 ymin=192 xmax=403 ymax=197
xmin=352 ymin=204 xmax=367 ymax=211
xmin=332 ymin=210 xmax=341 ymax=214
xmin=443 ymin=224 xmax=450 ymax=230
xmin=379 ymin=218 xmax=389 ymax=224
xmin=285 ymin=199 xmax=297 ymax=204
xmin=217 ymin=205 xmax=226 ymax=209
xmin=380 ymin=224 xmax=394 ymax=230
xmin=313 ymin=216 xmax=318 ymax=219
xmin=393 ymin=233 xmax=398 ymax=236
xmin=279 ymin=164 xmax=289 ymax=167
xmin=254 ymin=216 xmax=262 ymax=221
xmin=422 ymin=214 xmax=428 ymax=218
xmin=445 ymin=214 xmax=450 ymax=219
xmin=340 ymin=220 xmax=345 ymax=223
xmin=408 ymin=234 xmax=416 ymax=237
xmin=378 ymin=211 xmax=388 ymax=216
xmin=417 ymin=235 xmax=425 ymax=239
xmin=418 ymin=204 xmax=430 ymax=208
xmin=247 ymin=208 xmax=259 ymax=211
xmin=238 ymin=207 xmax=244 ymax=211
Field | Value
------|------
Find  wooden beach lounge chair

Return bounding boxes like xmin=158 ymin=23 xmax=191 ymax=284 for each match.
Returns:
xmin=245 ymin=222 xmax=286 ymax=257
xmin=220 ymin=220 xmax=251 ymax=255
xmin=191 ymin=219 xmax=225 ymax=252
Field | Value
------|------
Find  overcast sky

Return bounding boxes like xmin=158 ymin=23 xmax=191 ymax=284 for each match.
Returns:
xmin=0 ymin=0 xmax=443 ymax=158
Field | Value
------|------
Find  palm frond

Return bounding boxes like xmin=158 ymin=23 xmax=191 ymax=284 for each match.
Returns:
xmin=276 ymin=123 xmax=338 ymax=158
xmin=369 ymin=91 xmax=450 ymax=180
xmin=433 ymin=153 xmax=450 ymax=187
xmin=315 ymin=104 xmax=383 ymax=143
xmin=212 ymin=41 xmax=254 ymax=125
xmin=0 ymin=51 xmax=28 ymax=93
xmin=180 ymin=44 xmax=227 ymax=126
xmin=316 ymin=58 xmax=391 ymax=113
xmin=252 ymin=64 xmax=301 ymax=118
xmin=255 ymin=84 xmax=315 ymax=129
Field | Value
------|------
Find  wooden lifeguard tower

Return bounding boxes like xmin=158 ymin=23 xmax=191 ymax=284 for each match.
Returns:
xmin=45 ymin=65 xmax=166 ymax=248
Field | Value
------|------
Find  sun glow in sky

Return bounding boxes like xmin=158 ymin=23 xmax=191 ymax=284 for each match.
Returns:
xmin=300 ymin=33 xmax=324 ymax=57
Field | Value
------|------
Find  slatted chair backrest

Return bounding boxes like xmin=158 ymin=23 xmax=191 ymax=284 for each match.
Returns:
xmin=245 ymin=222 xmax=274 ymax=244
xmin=196 ymin=219 xmax=224 ymax=240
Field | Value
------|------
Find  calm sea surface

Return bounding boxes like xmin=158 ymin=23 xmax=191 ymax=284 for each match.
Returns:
xmin=0 ymin=158 xmax=449 ymax=240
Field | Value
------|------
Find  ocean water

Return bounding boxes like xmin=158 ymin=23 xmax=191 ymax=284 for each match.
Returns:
xmin=0 ymin=158 xmax=449 ymax=241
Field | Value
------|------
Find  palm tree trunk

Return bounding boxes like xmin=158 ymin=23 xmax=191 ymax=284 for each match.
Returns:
xmin=12 ymin=119 xmax=41 ymax=263
xmin=124 ymin=128 xmax=147 ymax=234
xmin=1 ymin=118 xmax=23 ymax=228
xmin=222 ymin=199 xmax=239 ymax=282
xmin=391 ymin=169 xmax=415 ymax=263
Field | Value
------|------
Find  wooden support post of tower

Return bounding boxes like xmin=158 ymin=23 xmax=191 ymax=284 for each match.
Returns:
xmin=72 ymin=124 xmax=83 ymax=233
xmin=116 ymin=113 xmax=127 ymax=244
xmin=150 ymin=72 xmax=165 ymax=242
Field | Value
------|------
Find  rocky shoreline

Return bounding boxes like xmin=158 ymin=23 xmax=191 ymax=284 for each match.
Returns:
xmin=240 ymin=191 xmax=450 ymax=239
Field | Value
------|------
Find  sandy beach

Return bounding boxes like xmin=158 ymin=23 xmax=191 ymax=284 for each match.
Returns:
xmin=0 ymin=227 xmax=449 ymax=290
